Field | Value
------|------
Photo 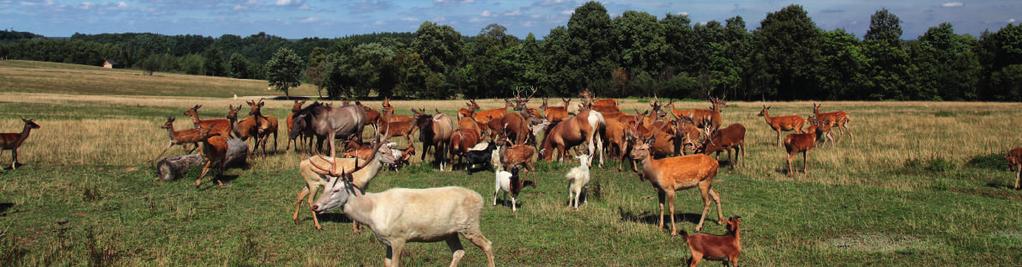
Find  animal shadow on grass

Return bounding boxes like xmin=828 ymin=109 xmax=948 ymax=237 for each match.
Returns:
xmin=2 ymin=162 xmax=25 ymax=171
xmin=318 ymin=213 xmax=354 ymax=223
xmin=968 ymin=153 xmax=1007 ymax=170
xmin=196 ymin=174 xmax=240 ymax=190
xmin=494 ymin=199 xmax=524 ymax=210
xmin=618 ymin=207 xmax=700 ymax=226
xmin=0 ymin=203 xmax=13 ymax=216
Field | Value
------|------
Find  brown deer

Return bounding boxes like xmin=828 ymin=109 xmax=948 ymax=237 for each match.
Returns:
xmin=784 ymin=124 xmax=822 ymax=177
xmin=630 ymin=136 xmax=725 ymax=234
xmin=500 ymin=141 xmax=537 ymax=172
xmin=183 ymin=105 xmax=232 ymax=138
xmin=603 ymin=114 xmax=637 ymax=171
xmin=757 ymin=106 xmax=805 ymax=146
xmin=539 ymin=98 xmax=571 ymax=123
xmin=673 ymin=116 xmax=705 ymax=155
xmin=697 ymin=123 xmax=746 ymax=169
xmin=195 ymin=131 xmax=229 ymax=188
xmin=1007 ymin=147 xmax=1022 ymax=190
xmin=449 ymin=128 xmax=482 ymax=171
xmin=154 ymin=116 xmax=212 ymax=162
xmin=248 ymin=99 xmax=279 ymax=158
xmin=356 ymin=101 xmax=381 ymax=134
xmin=682 ymin=216 xmax=742 ymax=267
xmin=670 ymin=97 xmax=726 ymax=136
xmin=580 ymin=88 xmax=619 ymax=113
xmin=469 ymin=99 xmax=513 ymax=135
xmin=0 ymin=119 xmax=40 ymax=169
xmin=812 ymin=103 xmax=851 ymax=141
xmin=286 ymin=100 xmax=306 ymax=152
xmin=414 ymin=108 xmax=454 ymax=171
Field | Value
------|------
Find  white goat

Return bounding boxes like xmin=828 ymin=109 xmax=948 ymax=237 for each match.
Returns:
xmin=312 ymin=182 xmax=496 ymax=267
xmin=492 ymin=146 xmax=533 ymax=212
xmin=565 ymin=154 xmax=592 ymax=210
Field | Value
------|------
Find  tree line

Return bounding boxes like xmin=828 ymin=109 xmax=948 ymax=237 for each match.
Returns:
xmin=1 ymin=2 xmax=1021 ymax=101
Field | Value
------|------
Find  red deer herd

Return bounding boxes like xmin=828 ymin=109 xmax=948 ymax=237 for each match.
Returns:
xmin=8 ymin=89 xmax=1022 ymax=266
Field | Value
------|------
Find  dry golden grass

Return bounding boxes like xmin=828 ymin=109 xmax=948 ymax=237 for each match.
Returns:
xmin=4 ymin=93 xmax=1022 ymax=190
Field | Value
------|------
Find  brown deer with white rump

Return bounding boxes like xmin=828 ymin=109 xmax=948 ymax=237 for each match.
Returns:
xmin=758 ymin=106 xmax=805 ymax=146
xmin=0 ymin=118 xmax=40 ymax=170
xmin=783 ymin=123 xmax=823 ymax=177
xmin=682 ymin=215 xmax=742 ymax=267
xmin=1007 ymin=147 xmax=1022 ymax=190
xmin=630 ymin=136 xmax=725 ymax=234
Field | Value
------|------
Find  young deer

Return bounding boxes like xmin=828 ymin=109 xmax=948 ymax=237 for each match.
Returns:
xmin=698 ymin=123 xmax=746 ymax=169
xmin=757 ymin=106 xmax=805 ymax=146
xmin=682 ymin=216 xmax=742 ymax=267
xmin=1007 ymin=147 xmax=1022 ymax=190
xmin=248 ymin=99 xmax=279 ymax=157
xmin=153 ymin=116 xmax=212 ymax=162
xmin=630 ymin=136 xmax=725 ymax=234
xmin=183 ymin=105 xmax=232 ymax=138
xmin=812 ymin=102 xmax=851 ymax=141
xmin=286 ymin=100 xmax=306 ymax=152
xmin=195 ymin=132 xmax=229 ymax=188
xmin=784 ymin=124 xmax=822 ymax=177
xmin=0 ymin=119 xmax=41 ymax=169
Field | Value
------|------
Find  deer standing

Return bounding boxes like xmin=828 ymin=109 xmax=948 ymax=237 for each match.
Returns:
xmin=757 ymin=106 xmax=805 ymax=146
xmin=630 ymin=136 xmax=725 ymax=234
xmin=784 ymin=124 xmax=822 ymax=177
xmin=183 ymin=105 xmax=233 ymax=138
xmin=812 ymin=103 xmax=851 ymax=141
xmin=248 ymin=99 xmax=279 ymax=158
xmin=286 ymin=100 xmax=306 ymax=152
xmin=1007 ymin=147 xmax=1022 ymax=190
xmin=0 ymin=119 xmax=40 ymax=170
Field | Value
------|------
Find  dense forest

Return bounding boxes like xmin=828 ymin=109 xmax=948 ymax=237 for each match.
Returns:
xmin=2 ymin=2 xmax=1021 ymax=101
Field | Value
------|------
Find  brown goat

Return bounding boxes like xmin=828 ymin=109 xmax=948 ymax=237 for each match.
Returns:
xmin=699 ymin=123 xmax=746 ymax=169
xmin=183 ymin=105 xmax=232 ymax=138
xmin=630 ymin=136 xmax=724 ymax=234
xmin=758 ymin=106 xmax=805 ymax=146
xmin=682 ymin=216 xmax=742 ymax=267
xmin=1008 ymin=147 xmax=1022 ymax=190
xmin=0 ymin=118 xmax=40 ymax=169
xmin=783 ymin=125 xmax=821 ymax=177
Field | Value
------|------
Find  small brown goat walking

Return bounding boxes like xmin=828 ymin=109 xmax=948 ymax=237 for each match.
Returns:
xmin=682 ymin=216 xmax=742 ymax=267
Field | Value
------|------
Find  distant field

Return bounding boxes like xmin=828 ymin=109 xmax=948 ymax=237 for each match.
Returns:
xmin=0 ymin=60 xmax=317 ymax=97
xmin=2 ymin=61 xmax=1022 ymax=265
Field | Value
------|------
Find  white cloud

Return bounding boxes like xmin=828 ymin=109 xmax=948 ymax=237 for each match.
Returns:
xmin=300 ymin=16 xmax=319 ymax=23
xmin=115 ymin=1 xmax=127 ymax=9
xmin=276 ymin=0 xmax=304 ymax=6
xmin=941 ymin=2 xmax=963 ymax=8
xmin=1010 ymin=18 xmax=1017 ymax=23
xmin=504 ymin=9 xmax=522 ymax=16
xmin=677 ymin=11 xmax=688 ymax=16
xmin=560 ymin=9 xmax=574 ymax=16
xmin=79 ymin=1 xmax=93 ymax=10
xmin=480 ymin=10 xmax=491 ymax=17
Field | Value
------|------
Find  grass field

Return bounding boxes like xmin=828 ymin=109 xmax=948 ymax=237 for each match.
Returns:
xmin=2 ymin=60 xmax=1022 ymax=266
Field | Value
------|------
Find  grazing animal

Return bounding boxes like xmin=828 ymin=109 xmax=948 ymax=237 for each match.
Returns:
xmin=1008 ymin=147 xmax=1022 ymax=190
xmin=757 ymin=106 xmax=805 ymax=146
xmin=154 ymin=116 xmax=211 ymax=162
xmin=194 ymin=133 xmax=228 ymax=188
xmin=286 ymin=100 xmax=306 ymax=151
xmin=312 ymin=183 xmax=496 ymax=267
xmin=682 ymin=216 xmax=742 ymax=267
xmin=183 ymin=105 xmax=232 ymax=138
xmin=669 ymin=97 xmax=726 ymax=135
xmin=630 ymin=136 xmax=724 ymax=234
xmin=812 ymin=102 xmax=851 ymax=140
xmin=378 ymin=108 xmax=417 ymax=145
xmin=783 ymin=125 xmax=822 ymax=177
xmin=493 ymin=166 xmax=534 ymax=213
xmin=290 ymin=101 xmax=368 ymax=159
xmin=464 ymin=142 xmax=496 ymax=174
xmin=414 ymin=108 xmax=454 ymax=171
xmin=698 ymin=123 xmax=746 ymax=169
xmin=0 ymin=119 xmax=40 ymax=169
xmin=565 ymin=154 xmax=592 ymax=210
xmin=486 ymin=111 xmax=532 ymax=144
xmin=538 ymin=108 xmax=605 ymax=167
xmin=247 ymin=99 xmax=279 ymax=158
xmin=293 ymin=137 xmax=396 ymax=230
xmin=539 ymin=98 xmax=571 ymax=123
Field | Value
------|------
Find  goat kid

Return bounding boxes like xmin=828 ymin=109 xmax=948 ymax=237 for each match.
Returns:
xmin=565 ymin=154 xmax=592 ymax=210
xmin=682 ymin=216 xmax=742 ymax=267
xmin=493 ymin=166 xmax=534 ymax=212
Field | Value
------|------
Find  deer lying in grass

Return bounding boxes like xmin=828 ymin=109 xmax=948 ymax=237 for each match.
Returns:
xmin=1007 ymin=147 xmax=1022 ymax=190
xmin=682 ymin=216 xmax=742 ymax=267
xmin=757 ymin=106 xmax=805 ymax=146
xmin=184 ymin=104 xmax=232 ymax=138
xmin=697 ymin=123 xmax=746 ymax=169
xmin=784 ymin=124 xmax=822 ymax=177
xmin=0 ymin=118 xmax=40 ymax=170
xmin=154 ymin=116 xmax=212 ymax=162
xmin=812 ymin=102 xmax=851 ymax=141
xmin=312 ymin=180 xmax=496 ymax=267
xmin=294 ymin=134 xmax=396 ymax=230
xmin=630 ymin=136 xmax=724 ymax=234
xmin=565 ymin=154 xmax=592 ymax=210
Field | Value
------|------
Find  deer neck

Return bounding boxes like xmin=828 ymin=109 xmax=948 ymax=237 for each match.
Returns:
xmin=761 ymin=110 xmax=773 ymax=124
xmin=187 ymin=113 xmax=202 ymax=126
xmin=342 ymin=193 xmax=376 ymax=226
xmin=17 ymin=124 xmax=35 ymax=145
xmin=164 ymin=125 xmax=177 ymax=142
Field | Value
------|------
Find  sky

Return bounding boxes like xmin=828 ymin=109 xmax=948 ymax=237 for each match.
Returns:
xmin=1 ymin=0 xmax=1019 ymax=39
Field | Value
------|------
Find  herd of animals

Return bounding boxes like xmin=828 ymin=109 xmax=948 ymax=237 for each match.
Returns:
xmin=3 ymin=90 xmax=1022 ymax=266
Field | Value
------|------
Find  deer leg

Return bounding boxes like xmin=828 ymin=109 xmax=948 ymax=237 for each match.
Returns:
xmin=688 ymin=253 xmax=702 ymax=267
xmin=308 ymin=189 xmax=322 ymax=230
xmin=511 ymin=195 xmax=517 ymax=213
xmin=667 ymin=190 xmax=678 ymax=236
xmin=194 ymin=160 xmax=212 ymax=188
xmin=215 ymin=160 xmax=225 ymax=187
xmin=463 ymin=230 xmax=494 ymax=265
xmin=293 ymin=186 xmax=310 ymax=224
xmin=327 ymin=132 xmax=337 ymax=159
xmin=10 ymin=148 xmax=17 ymax=169
xmin=1014 ymin=166 xmax=1020 ymax=190
xmin=657 ymin=190 xmax=666 ymax=231
xmin=695 ymin=183 xmax=712 ymax=232
xmin=445 ymin=235 xmax=466 ymax=267
xmin=740 ymin=143 xmax=746 ymax=167
xmin=803 ymin=151 xmax=809 ymax=176
xmin=273 ymin=131 xmax=278 ymax=153
xmin=387 ymin=240 xmax=405 ymax=267
xmin=709 ymin=188 xmax=724 ymax=225
xmin=786 ymin=153 xmax=794 ymax=177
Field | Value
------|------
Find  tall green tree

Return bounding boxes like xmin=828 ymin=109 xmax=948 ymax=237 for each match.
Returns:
xmin=567 ymin=1 xmax=615 ymax=94
xmin=265 ymin=47 xmax=304 ymax=97
xmin=202 ymin=47 xmax=226 ymax=76
xmin=862 ymin=9 xmax=912 ymax=99
xmin=305 ymin=47 xmax=329 ymax=98
xmin=227 ymin=53 xmax=250 ymax=79
xmin=613 ymin=11 xmax=667 ymax=77
xmin=816 ymin=29 xmax=867 ymax=99
xmin=912 ymin=23 xmax=981 ymax=100
xmin=750 ymin=5 xmax=821 ymax=100
xmin=411 ymin=22 xmax=464 ymax=98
